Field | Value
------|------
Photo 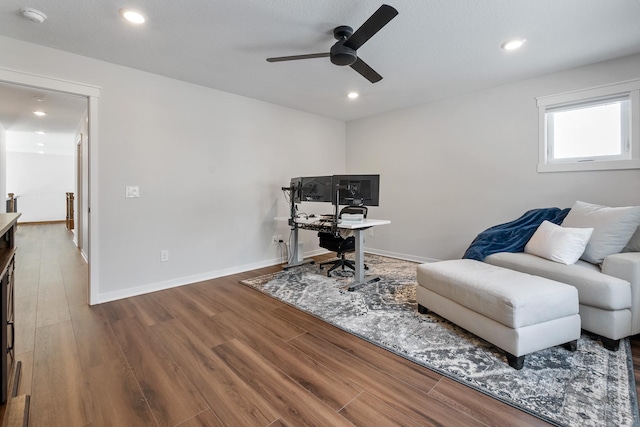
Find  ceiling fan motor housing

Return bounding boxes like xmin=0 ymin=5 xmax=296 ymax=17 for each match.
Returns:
xmin=331 ymin=25 xmax=357 ymax=66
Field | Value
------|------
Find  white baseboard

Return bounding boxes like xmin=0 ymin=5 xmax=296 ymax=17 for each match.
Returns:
xmin=80 ymin=249 xmax=88 ymax=264
xmin=95 ymin=250 xmax=334 ymax=304
xmin=364 ymin=247 xmax=440 ymax=264
xmin=95 ymin=256 xmax=283 ymax=304
xmin=94 ymin=247 xmax=434 ymax=304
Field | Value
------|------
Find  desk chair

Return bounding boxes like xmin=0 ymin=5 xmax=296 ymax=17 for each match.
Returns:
xmin=318 ymin=206 xmax=368 ymax=277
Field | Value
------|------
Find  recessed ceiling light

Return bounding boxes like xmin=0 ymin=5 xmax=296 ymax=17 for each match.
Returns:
xmin=35 ymin=131 xmax=45 ymax=135
xmin=38 ymin=151 xmax=45 ymax=154
xmin=347 ymin=92 xmax=359 ymax=99
xmin=33 ymin=110 xmax=46 ymax=116
xmin=36 ymin=142 xmax=45 ymax=146
xmin=120 ymin=8 xmax=146 ymax=24
xmin=501 ymin=39 xmax=526 ymax=51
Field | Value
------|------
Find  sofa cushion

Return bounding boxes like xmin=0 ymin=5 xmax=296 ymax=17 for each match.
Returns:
xmin=561 ymin=201 xmax=640 ymax=264
xmin=524 ymin=220 xmax=592 ymax=265
xmin=485 ymin=252 xmax=631 ymax=311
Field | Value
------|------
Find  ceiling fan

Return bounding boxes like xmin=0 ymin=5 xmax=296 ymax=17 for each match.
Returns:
xmin=266 ymin=4 xmax=398 ymax=83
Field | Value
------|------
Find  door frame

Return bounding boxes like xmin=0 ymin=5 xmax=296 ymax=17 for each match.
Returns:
xmin=75 ymin=133 xmax=83 ymax=252
xmin=0 ymin=67 xmax=100 ymax=305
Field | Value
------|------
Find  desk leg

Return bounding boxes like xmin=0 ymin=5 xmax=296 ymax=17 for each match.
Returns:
xmin=354 ymin=229 xmax=365 ymax=283
xmin=283 ymin=226 xmax=314 ymax=270
xmin=347 ymin=228 xmax=380 ymax=291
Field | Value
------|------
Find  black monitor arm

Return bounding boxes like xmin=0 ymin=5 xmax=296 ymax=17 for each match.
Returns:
xmin=282 ymin=185 xmax=298 ymax=228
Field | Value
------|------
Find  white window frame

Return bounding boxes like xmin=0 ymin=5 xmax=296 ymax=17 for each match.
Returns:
xmin=536 ymin=79 xmax=640 ymax=173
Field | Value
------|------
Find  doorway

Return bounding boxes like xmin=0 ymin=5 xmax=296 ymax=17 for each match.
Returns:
xmin=0 ymin=67 xmax=99 ymax=305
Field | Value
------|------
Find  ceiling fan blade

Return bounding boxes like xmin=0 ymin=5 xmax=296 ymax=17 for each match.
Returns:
xmin=266 ymin=53 xmax=330 ymax=62
xmin=343 ymin=4 xmax=398 ymax=51
xmin=350 ymin=57 xmax=383 ymax=83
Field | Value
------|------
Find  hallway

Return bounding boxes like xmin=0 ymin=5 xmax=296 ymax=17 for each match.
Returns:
xmin=13 ymin=223 xmax=88 ymax=425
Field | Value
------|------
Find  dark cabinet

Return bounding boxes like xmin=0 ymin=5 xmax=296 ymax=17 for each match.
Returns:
xmin=0 ymin=213 xmax=20 ymax=404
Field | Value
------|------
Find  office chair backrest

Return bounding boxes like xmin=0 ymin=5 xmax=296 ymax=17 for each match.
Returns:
xmin=340 ymin=205 xmax=367 ymax=218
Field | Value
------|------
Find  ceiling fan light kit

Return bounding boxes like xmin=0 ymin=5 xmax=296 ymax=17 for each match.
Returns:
xmin=266 ymin=4 xmax=398 ymax=83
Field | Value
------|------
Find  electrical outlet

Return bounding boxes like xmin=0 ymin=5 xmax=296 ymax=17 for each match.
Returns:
xmin=160 ymin=249 xmax=169 ymax=262
xmin=272 ymin=235 xmax=283 ymax=244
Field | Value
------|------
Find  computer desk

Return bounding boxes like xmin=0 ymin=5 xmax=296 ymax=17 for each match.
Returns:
xmin=286 ymin=216 xmax=391 ymax=291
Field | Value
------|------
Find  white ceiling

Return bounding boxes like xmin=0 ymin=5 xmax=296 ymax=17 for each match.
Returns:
xmin=1 ymin=0 xmax=640 ymax=130
xmin=0 ymin=81 xmax=86 ymax=155
xmin=0 ymin=82 xmax=86 ymax=133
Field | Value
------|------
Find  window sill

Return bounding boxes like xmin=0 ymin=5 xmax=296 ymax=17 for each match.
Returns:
xmin=538 ymin=159 xmax=640 ymax=173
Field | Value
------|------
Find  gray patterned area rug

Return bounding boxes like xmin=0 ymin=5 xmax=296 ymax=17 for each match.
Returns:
xmin=240 ymin=254 xmax=639 ymax=427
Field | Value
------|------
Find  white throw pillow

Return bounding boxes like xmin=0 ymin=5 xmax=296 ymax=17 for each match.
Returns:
xmin=561 ymin=201 xmax=640 ymax=264
xmin=524 ymin=220 xmax=593 ymax=265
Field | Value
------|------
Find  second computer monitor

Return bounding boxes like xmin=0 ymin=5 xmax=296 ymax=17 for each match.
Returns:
xmin=300 ymin=176 xmax=333 ymax=202
xmin=332 ymin=174 xmax=380 ymax=206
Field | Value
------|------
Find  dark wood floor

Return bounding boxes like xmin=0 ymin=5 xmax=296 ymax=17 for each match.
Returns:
xmin=5 ymin=223 xmax=640 ymax=426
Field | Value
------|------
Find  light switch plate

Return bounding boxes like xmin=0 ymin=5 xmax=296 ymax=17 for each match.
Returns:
xmin=125 ymin=186 xmax=140 ymax=198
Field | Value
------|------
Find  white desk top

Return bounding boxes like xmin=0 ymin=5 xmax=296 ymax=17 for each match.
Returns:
xmin=294 ymin=217 xmax=390 ymax=229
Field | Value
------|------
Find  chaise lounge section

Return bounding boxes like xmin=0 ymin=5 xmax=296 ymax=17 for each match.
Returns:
xmin=416 ymin=259 xmax=581 ymax=369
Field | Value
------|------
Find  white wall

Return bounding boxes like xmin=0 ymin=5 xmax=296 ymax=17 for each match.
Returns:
xmin=347 ymin=54 xmax=640 ymax=262
xmin=0 ymin=36 xmax=345 ymax=302
xmin=5 ymin=151 xmax=74 ymax=222
xmin=5 ymin=34 xmax=639 ymax=302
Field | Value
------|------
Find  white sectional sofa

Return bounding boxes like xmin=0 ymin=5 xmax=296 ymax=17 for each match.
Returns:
xmin=485 ymin=201 xmax=640 ymax=350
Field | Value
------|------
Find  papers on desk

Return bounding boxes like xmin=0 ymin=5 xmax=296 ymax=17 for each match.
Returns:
xmin=340 ymin=213 xmax=365 ymax=224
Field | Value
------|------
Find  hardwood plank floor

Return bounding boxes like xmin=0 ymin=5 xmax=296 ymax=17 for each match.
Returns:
xmin=4 ymin=223 xmax=640 ymax=426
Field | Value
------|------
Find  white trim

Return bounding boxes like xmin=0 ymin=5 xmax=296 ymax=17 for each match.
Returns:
xmin=536 ymin=78 xmax=640 ymax=173
xmin=0 ymin=67 xmax=100 ymax=97
xmin=80 ymin=249 xmax=89 ymax=264
xmin=96 ymin=257 xmax=290 ymax=303
xmin=95 ymin=247 xmax=437 ymax=303
xmin=536 ymin=78 xmax=640 ymax=107
xmin=0 ymin=67 xmax=101 ymax=305
xmin=365 ymin=247 xmax=439 ymax=264
xmin=538 ymin=159 xmax=640 ymax=173
xmin=88 ymin=96 xmax=99 ymax=305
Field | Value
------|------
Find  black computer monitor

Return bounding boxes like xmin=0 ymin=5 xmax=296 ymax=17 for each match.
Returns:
xmin=331 ymin=174 xmax=380 ymax=206
xmin=300 ymin=176 xmax=333 ymax=202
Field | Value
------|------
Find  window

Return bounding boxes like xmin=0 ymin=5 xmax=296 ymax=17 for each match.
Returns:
xmin=537 ymin=79 xmax=640 ymax=172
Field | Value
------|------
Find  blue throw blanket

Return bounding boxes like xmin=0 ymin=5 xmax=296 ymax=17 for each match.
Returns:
xmin=462 ymin=207 xmax=571 ymax=261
